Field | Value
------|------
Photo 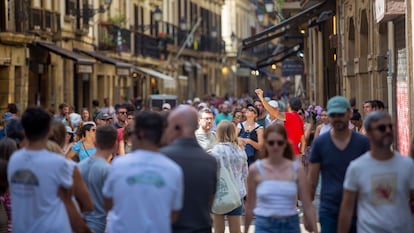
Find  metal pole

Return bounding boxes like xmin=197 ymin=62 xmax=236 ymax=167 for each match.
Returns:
xmin=175 ymin=17 xmax=202 ymax=60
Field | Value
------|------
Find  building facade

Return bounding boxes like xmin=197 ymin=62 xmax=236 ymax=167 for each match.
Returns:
xmin=0 ymin=0 xmax=225 ymax=113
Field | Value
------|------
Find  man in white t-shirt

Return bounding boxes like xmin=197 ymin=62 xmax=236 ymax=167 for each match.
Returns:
xmin=7 ymin=107 xmax=91 ymax=233
xmin=338 ymin=111 xmax=414 ymax=233
xmin=103 ymin=111 xmax=184 ymax=233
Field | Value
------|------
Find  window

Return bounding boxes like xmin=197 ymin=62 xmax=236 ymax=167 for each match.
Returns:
xmin=65 ymin=0 xmax=76 ymax=16
xmin=0 ymin=0 xmax=6 ymax=31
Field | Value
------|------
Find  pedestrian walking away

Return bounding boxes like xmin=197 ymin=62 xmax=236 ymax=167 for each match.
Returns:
xmin=161 ymin=105 xmax=218 ymax=233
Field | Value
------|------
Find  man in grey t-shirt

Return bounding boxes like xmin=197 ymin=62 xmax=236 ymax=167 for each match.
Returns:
xmin=195 ymin=107 xmax=217 ymax=153
xmin=79 ymin=125 xmax=118 ymax=233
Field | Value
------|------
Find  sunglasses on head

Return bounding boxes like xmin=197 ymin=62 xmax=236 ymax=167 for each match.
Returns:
xmin=247 ymin=108 xmax=257 ymax=113
xmin=372 ymin=123 xmax=393 ymax=133
xmin=329 ymin=113 xmax=345 ymax=118
xmin=267 ymin=140 xmax=285 ymax=146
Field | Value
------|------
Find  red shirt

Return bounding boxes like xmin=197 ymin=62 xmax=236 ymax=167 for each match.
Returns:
xmin=284 ymin=112 xmax=304 ymax=155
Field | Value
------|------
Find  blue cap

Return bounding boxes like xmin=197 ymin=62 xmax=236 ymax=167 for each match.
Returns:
xmin=327 ymin=96 xmax=350 ymax=115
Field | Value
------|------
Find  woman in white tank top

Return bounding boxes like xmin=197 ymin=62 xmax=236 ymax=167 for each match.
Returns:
xmin=244 ymin=124 xmax=318 ymax=233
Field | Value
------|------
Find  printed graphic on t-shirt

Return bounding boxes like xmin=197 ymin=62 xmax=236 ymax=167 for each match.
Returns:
xmin=371 ymin=173 xmax=397 ymax=205
xmin=10 ymin=169 xmax=39 ymax=196
xmin=126 ymin=171 xmax=165 ymax=188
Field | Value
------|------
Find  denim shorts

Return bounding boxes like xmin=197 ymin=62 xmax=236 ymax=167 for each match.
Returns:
xmin=255 ymin=214 xmax=300 ymax=233
xmin=224 ymin=203 xmax=243 ymax=216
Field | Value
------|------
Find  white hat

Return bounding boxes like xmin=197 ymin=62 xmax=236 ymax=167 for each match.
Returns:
xmin=65 ymin=126 xmax=74 ymax=134
xmin=268 ymin=100 xmax=279 ymax=109
xmin=162 ymin=103 xmax=171 ymax=110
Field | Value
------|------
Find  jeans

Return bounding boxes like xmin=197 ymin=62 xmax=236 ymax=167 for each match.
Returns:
xmin=255 ymin=215 xmax=300 ymax=233
xmin=319 ymin=211 xmax=356 ymax=233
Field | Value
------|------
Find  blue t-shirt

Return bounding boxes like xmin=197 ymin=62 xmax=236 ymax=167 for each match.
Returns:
xmin=78 ymin=157 xmax=109 ymax=233
xmin=72 ymin=141 xmax=96 ymax=161
xmin=309 ymin=131 xmax=370 ymax=214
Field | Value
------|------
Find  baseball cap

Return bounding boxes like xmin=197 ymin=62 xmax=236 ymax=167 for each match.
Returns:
xmin=162 ymin=103 xmax=171 ymax=110
xmin=327 ymin=96 xmax=350 ymax=115
xmin=268 ymin=100 xmax=279 ymax=109
xmin=96 ymin=112 xmax=111 ymax=120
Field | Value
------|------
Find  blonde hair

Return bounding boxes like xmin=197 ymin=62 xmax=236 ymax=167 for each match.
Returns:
xmin=215 ymin=120 xmax=239 ymax=146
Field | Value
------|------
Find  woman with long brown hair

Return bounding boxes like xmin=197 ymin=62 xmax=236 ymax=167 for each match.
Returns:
xmin=244 ymin=124 xmax=317 ymax=233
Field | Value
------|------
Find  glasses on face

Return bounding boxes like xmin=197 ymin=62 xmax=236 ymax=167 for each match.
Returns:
xmin=247 ymin=108 xmax=257 ymax=114
xmin=329 ymin=113 xmax=345 ymax=118
xmin=372 ymin=123 xmax=393 ymax=133
xmin=118 ymin=111 xmax=127 ymax=115
xmin=234 ymin=114 xmax=243 ymax=119
xmin=267 ymin=140 xmax=285 ymax=146
xmin=201 ymin=117 xmax=213 ymax=121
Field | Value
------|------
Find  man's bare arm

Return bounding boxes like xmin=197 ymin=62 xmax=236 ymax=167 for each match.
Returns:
xmin=307 ymin=163 xmax=320 ymax=201
xmin=338 ymin=190 xmax=357 ymax=233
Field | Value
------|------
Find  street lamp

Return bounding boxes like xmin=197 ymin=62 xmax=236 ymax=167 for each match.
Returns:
xmin=179 ymin=17 xmax=187 ymax=31
xmin=153 ymin=6 xmax=162 ymax=22
xmin=256 ymin=8 xmax=265 ymax=24
xmin=264 ymin=0 xmax=274 ymax=13
xmin=211 ymin=27 xmax=218 ymax=38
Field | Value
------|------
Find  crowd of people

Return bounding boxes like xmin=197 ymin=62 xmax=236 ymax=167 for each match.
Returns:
xmin=0 ymin=90 xmax=413 ymax=233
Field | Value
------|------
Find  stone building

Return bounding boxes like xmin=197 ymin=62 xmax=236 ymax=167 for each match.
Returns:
xmin=0 ymin=0 xmax=225 ymax=113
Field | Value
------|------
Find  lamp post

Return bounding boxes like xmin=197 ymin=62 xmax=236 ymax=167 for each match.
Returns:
xmin=264 ymin=0 xmax=274 ymax=13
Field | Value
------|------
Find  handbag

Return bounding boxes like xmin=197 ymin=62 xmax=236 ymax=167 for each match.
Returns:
xmin=212 ymin=155 xmax=241 ymax=214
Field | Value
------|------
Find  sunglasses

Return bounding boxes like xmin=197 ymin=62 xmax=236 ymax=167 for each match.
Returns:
xmin=247 ymin=108 xmax=257 ymax=113
xmin=267 ymin=140 xmax=285 ymax=146
xmin=329 ymin=113 xmax=345 ymax=118
xmin=118 ymin=111 xmax=127 ymax=115
xmin=372 ymin=123 xmax=393 ymax=133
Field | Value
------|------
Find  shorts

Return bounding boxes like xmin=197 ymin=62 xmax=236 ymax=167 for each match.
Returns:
xmin=224 ymin=203 xmax=243 ymax=216
xmin=255 ymin=214 xmax=300 ymax=233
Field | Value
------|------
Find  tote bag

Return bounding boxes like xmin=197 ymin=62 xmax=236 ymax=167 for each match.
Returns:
xmin=212 ymin=156 xmax=241 ymax=214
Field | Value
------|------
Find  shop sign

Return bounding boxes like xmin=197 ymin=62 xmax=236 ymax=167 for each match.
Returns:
xmin=282 ymin=60 xmax=304 ymax=77
xmin=76 ymin=64 xmax=93 ymax=74
xmin=117 ymin=67 xmax=130 ymax=76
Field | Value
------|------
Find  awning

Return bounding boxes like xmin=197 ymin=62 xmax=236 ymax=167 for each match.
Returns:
xmin=241 ymin=0 xmax=334 ymax=50
xmin=237 ymin=0 xmax=334 ymax=69
xmin=33 ymin=41 xmax=95 ymax=65
xmin=135 ymin=67 xmax=175 ymax=81
xmin=75 ymin=49 xmax=132 ymax=69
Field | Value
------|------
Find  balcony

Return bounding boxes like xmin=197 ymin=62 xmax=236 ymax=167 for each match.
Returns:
xmin=156 ymin=21 xmax=225 ymax=54
xmin=29 ymin=9 xmax=61 ymax=33
xmin=98 ymin=23 xmax=131 ymax=53
xmin=374 ymin=0 xmax=405 ymax=23
xmin=134 ymin=32 xmax=160 ymax=59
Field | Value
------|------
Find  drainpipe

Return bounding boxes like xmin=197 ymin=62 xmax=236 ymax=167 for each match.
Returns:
xmin=387 ymin=21 xmax=394 ymax=116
